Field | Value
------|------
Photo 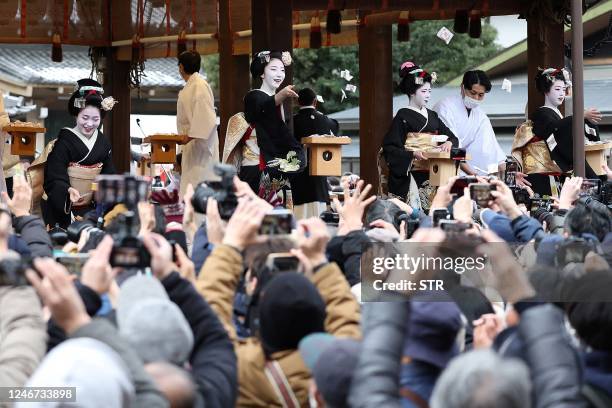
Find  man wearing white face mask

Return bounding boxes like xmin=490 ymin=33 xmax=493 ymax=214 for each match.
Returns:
xmin=434 ymin=71 xmax=506 ymax=176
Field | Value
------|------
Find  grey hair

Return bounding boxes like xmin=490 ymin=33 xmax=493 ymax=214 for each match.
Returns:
xmin=430 ymin=349 xmax=532 ymax=408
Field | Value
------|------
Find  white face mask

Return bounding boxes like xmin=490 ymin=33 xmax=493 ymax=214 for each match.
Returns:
xmin=463 ymin=95 xmax=482 ymax=109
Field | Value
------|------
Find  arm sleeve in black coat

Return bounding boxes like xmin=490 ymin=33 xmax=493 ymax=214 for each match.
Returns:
xmin=325 ymin=230 xmax=370 ymax=286
xmin=348 ymin=301 xmax=409 ymax=408
xmin=519 ymin=304 xmax=587 ymax=408
xmin=161 ymin=272 xmax=237 ymax=408
xmin=383 ymin=114 xmax=414 ymax=177
xmin=12 ymin=215 xmax=53 ymax=258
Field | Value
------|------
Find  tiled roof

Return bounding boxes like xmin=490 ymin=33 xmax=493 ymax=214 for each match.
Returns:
xmin=0 ymin=45 xmax=183 ymax=88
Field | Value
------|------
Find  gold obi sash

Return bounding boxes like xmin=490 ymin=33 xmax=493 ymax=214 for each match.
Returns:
xmin=242 ymin=128 xmax=259 ymax=164
xmin=511 ymin=121 xmax=561 ymax=175
xmin=405 ymin=132 xmax=438 ymax=172
xmin=66 ymin=162 xmax=103 ymax=207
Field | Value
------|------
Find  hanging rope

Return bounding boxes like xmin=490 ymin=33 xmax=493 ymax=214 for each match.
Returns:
xmin=20 ymin=0 xmax=26 ymax=38
xmin=129 ymin=0 xmax=147 ymax=89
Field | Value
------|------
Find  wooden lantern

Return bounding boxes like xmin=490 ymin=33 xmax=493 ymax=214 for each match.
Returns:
xmin=143 ymin=134 xmax=188 ymax=164
xmin=2 ymin=124 xmax=46 ymax=156
xmin=424 ymin=151 xmax=471 ymax=186
xmin=301 ymin=136 xmax=351 ymax=176
xmin=585 ymin=141 xmax=612 ymax=176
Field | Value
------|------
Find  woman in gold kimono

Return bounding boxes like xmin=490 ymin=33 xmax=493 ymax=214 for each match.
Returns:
xmin=512 ymin=68 xmax=601 ymax=196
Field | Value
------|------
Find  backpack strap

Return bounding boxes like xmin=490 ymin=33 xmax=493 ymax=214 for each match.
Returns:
xmin=264 ymin=360 xmax=300 ymax=408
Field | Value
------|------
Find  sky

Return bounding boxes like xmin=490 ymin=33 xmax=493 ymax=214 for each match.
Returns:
xmin=490 ymin=15 xmax=528 ymax=48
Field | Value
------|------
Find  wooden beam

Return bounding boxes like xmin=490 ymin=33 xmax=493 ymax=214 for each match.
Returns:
xmin=293 ymin=0 xmax=524 ymax=13
xmin=218 ymin=0 xmax=251 ymax=158
xmin=527 ymin=17 xmax=565 ymax=117
xmin=359 ymin=13 xmax=392 ymax=193
xmin=251 ymin=0 xmax=294 ymax=123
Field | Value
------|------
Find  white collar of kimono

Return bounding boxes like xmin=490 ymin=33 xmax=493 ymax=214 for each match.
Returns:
xmin=299 ymin=106 xmax=316 ymax=110
xmin=407 ymin=105 xmax=428 ymax=118
xmin=185 ymin=72 xmax=201 ymax=87
xmin=542 ymin=105 xmax=563 ymax=119
xmin=66 ymin=127 xmax=98 ymax=151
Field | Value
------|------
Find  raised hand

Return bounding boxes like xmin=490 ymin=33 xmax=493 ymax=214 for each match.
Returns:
xmin=333 ymin=179 xmax=376 ymax=235
xmin=1 ymin=174 xmax=31 ymax=217
xmin=81 ymin=235 xmax=117 ymax=295
xmin=26 ymin=259 xmax=91 ymax=334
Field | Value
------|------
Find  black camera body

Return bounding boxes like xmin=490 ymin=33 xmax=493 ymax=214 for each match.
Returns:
xmin=96 ymin=174 xmax=151 ymax=210
xmin=450 ymin=148 xmax=467 ymax=160
xmin=530 ymin=196 xmax=554 ymax=213
xmin=191 ymin=164 xmax=238 ymax=220
xmin=511 ymin=187 xmax=531 ymax=206
xmin=110 ymin=211 xmax=150 ymax=269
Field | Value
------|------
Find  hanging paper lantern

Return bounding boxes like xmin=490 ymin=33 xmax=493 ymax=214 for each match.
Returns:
xmin=327 ymin=9 xmax=342 ymax=34
xmin=51 ymin=33 xmax=63 ymax=63
xmin=454 ymin=9 xmax=469 ymax=34
xmin=177 ymin=30 xmax=187 ymax=56
xmin=310 ymin=14 xmax=322 ymax=49
xmin=469 ymin=13 xmax=482 ymax=38
xmin=397 ymin=11 xmax=410 ymax=42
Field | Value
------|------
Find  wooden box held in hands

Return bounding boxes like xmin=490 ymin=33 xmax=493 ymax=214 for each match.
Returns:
xmin=301 ymin=136 xmax=351 ymax=176
xmin=424 ymin=150 xmax=470 ymax=187
xmin=143 ymin=134 xmax=188 ymax=164
xmin=3 ymin=123 xmax=46 ymax=156
xmin=585 ymin=141 xmax=612 ymax=176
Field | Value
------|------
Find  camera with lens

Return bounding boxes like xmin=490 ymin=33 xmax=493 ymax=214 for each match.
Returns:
xmin=530 ymin=195 xmax=554 ymax=213
xmin=110 ymin=211 xmax=151 ymax=269
xmin=511 ymin=187 xmax=531 ymax=206
xmin=66 ymin=219 xmax=104 ymax=244
xmin=554 ymin=236 xmax=598 ymax=266
xmin=191 ymin=164 xmax=238 ymax=220
xmin=320 ymin=210 xmax=340 ymax=225
xmin=95 ymin=174 xmax=151 ymax=210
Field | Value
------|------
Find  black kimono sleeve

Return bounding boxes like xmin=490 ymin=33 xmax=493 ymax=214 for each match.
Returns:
xmin=43 ymin=137 xmax=72 ymax=215
xmin=382 ymin=113 xmax=414 ymax=177
xmin=244 ymin=90 xmax=276 ymax=124
xmin=100 ymin=136 xmax=116 ymax=175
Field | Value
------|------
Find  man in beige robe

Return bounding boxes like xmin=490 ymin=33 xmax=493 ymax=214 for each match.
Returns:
xmin=176 ymin=50 xmax=219 ymax=198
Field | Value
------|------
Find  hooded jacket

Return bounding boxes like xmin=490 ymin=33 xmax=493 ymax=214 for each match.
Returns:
xmin=197 ymin=245 xmax=361 ymax=407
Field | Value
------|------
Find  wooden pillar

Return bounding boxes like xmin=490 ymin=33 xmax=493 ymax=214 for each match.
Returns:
xmin=103 ymin=54 xmax=132 ymax=173
xmin=359 ymin=16 xmax=392 ymax=192
xmin=103 ymin=0 xmax=132 ymax=174
xmin=251 ymin=0 xmax=293 ymax=123
xmin=218 ymin=0 xmax=250 ymax=158
xmin=527 ymin=17 xmax=565 ymax=117
xmin=570 ymin=0 xmax=585 ymax=177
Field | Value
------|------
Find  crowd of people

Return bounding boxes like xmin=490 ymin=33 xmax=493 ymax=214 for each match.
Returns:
xmin=0 ymin=155 xmax=611 ymax=407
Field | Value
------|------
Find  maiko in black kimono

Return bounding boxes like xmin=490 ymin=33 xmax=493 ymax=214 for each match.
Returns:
xmin=240 ymin=89 xmax=305 ymax=201
xmin=383 ymin=107 xmax=459 ymax=201
xmin=43 ymin=128 xmax=115 ymax=228
xmin=529 ymin=106 xmax=600 ymax=194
